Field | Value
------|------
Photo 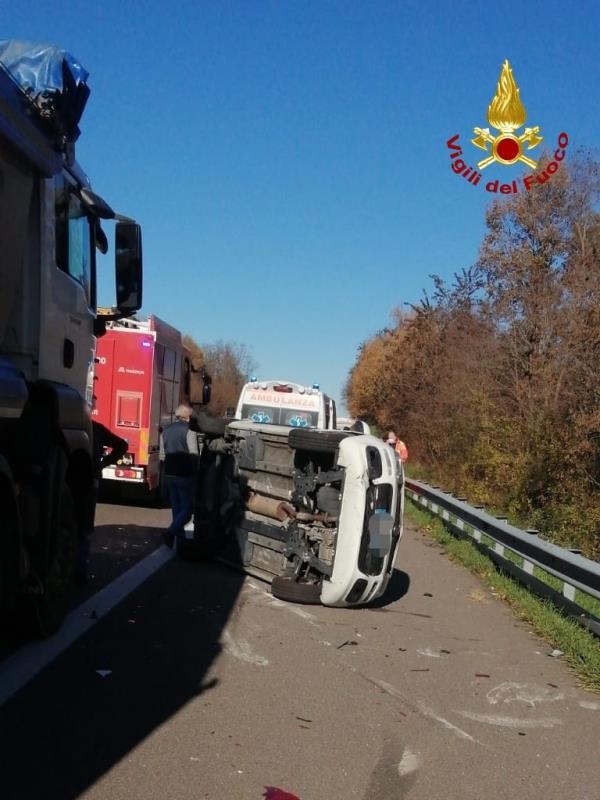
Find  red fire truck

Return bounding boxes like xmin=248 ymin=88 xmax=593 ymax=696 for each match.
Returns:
xmin=93 ymin=315 xmax=204 ymax=495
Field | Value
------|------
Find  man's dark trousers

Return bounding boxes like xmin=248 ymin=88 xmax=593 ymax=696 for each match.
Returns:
xmin=166 ymin=474 xmax=195 ymax=536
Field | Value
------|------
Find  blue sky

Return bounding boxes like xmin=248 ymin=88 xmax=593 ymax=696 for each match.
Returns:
xmin=3 ymin=1 xmax=599 ymax=411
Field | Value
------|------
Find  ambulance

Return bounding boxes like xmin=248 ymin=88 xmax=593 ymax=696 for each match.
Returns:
xmin=235 ymin=379 xmax=337 ymax=430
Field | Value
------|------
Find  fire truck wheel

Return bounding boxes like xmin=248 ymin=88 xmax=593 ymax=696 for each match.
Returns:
xmin=271 ymin=575 xmax=322 ymax=605
xmin=31 ymin=482 xmax=77 ymax=637
xmin=288 ymin=428 xmax=350 ymax=454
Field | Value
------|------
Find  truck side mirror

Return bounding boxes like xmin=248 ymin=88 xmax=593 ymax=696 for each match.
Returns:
xmin=202 ymin=378 xmax=212 ymax=405
xmin=115 ymin=222 xmax=143 ymax=315
xmin=190 ymin=368 xmax=212 ymax=406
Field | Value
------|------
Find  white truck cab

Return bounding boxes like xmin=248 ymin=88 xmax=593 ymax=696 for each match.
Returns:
xmin=235 ymin=379 xmax=337 ymax=430
xmin=0 ymin=41 xmax=143 ymax=634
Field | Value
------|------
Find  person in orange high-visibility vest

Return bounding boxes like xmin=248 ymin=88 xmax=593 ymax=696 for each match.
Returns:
xmin=395 ymin=439 xmax=408 ymax=462
xmin=385 ymin=431 xmax=408 ymax=463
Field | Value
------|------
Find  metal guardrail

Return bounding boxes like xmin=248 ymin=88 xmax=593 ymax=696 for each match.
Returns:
xmin=405 ymin=478 xmax=600 ymax=637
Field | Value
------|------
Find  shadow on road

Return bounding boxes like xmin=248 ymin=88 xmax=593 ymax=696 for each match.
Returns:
xmin=369 ymin=568 xmax=411 ymax=608
xmin=76 ymin=522 xmax=165 ymax=603
xmin=0 ymin=555 xmax=246 ymax=800
xmin=98 ymin=483 xmax=163 ymax=509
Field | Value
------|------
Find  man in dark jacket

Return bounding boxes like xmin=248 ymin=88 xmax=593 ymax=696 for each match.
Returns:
xmin=160 ymin=404 xmax=199 ymax=546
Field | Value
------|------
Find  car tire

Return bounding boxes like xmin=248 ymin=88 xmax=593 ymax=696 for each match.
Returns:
xmin=271 ymin=574 xmax=322 ymax=605
xmin=288 ymin=428 xmax=350 ymax=454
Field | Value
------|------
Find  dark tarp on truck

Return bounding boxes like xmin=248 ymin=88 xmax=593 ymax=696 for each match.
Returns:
xmin=0 ymin=39 xmax=90 ymax=147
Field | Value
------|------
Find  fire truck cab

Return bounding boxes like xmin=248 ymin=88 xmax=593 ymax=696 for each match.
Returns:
xmin=94 ymin=316 xmax=209 ymax=494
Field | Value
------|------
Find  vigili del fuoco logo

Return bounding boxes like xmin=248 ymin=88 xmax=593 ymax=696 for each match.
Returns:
xmin=446 ymin=60 xmax=568 ymax=194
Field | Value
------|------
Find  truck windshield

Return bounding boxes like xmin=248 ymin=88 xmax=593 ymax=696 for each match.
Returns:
xmin=241 ymin=404 xmax=319 ymax=428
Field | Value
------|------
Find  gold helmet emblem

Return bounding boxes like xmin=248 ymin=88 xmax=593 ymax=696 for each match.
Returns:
xmin=472 ymin=60 xmax=543 ymax=170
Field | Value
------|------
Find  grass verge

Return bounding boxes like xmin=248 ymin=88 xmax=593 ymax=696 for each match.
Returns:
xmin=406 ymin=499 xmax=600 ymax=693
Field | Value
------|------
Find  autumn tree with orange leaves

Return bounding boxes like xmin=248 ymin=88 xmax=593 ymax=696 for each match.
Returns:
xmin=346 ymin=152 xmax=600 ymax=557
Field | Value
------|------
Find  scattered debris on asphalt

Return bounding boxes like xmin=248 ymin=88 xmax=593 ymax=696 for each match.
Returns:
xmin=263 ymin=787 xmax=301 ymax=800
xmin=417 ymin=648 xmax=442 ymax=658
xmin=337 ymin=640 xmax=359 ymax=650
xmin=549 ymin=649 xmax=564 ymax=658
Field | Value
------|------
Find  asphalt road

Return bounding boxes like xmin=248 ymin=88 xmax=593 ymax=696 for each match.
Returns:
xmin=1 ymin=503 xmax=599 ymax=800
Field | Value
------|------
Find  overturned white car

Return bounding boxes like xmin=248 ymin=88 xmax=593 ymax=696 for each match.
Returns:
xmin=182 ymin=418 xmax=404 ymax=607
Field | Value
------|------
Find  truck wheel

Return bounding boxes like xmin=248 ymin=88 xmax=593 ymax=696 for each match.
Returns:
xmin=0 ymin=471 xmax=20 ymax=612
xmin=271 ymin=575 xmax=322 ymax=605
xmin=32 ymin=484 xmax=77 ymax=637
xmin=288 ymin=428 xmax=350 ymax=454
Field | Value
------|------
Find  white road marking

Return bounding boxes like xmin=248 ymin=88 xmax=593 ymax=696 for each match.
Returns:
xmin=245 ymin=579 xmax=321 ymax=626
xmin=417 ymin=703 xmax=478 ymax=743
xmin=268 ymin=598 xmax=320 ymax=626
xmin=0 ymin=545 xmax=174 ymax=705
xmin=458 ymin=711 xmax=562 ymax=729
xmin=366 ymin=677 xmax=480 ymax=745
xmin=222 ymin=629 xmax=269 ymax=666
xmin=579 ymin=700 xmax=600 ymax=710
xmin=486 ymin=682 xmax=565 ymax=707
xmin=370 ymin=678 xmax=409 ymax=703
xmin=397 ymin=748 xmax=421 ymax=776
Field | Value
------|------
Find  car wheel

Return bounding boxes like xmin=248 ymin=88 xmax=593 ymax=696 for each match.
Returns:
xmin=288 ymin=428 xmax=350 ymax=454
xmin=271 ymin=574 xmax=322 ymax=605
